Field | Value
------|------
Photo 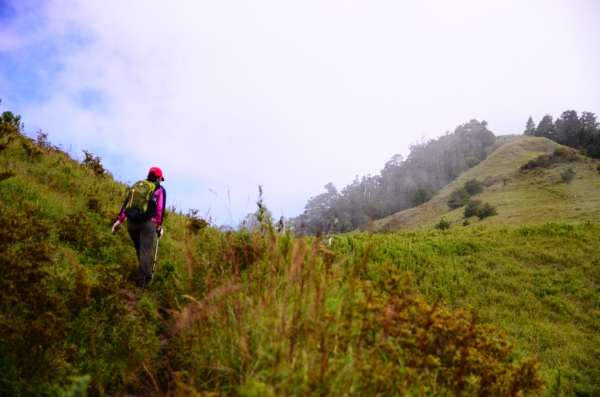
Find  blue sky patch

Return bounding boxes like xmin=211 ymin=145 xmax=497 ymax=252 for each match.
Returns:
xmin=76 ymin=88 xmax=107 ymax=113
xmin=0 ymin=1 xmax=16 ymax=20
xmin=1 ymin=46 xmax=63 ymax=106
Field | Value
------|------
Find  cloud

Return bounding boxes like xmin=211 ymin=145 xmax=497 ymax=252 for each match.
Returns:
xmin=2 ymin=0 xmax=600 ymax=224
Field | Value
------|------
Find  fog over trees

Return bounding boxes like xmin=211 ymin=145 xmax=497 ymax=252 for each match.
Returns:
xmin=293 ymin=119 xmax=495 ymax=235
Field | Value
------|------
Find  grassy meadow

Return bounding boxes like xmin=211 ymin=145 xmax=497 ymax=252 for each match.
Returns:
xmin=1 ymin=120 xmax=599 ymax=396
xmin=332 ymin=225 xmax=600 ymax=395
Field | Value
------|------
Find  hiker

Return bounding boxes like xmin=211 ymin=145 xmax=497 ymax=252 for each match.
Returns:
xmin=276 ymin=216 xmax=285 ymax=233
xmin=112 ymin=167 xmax=167 ymax=288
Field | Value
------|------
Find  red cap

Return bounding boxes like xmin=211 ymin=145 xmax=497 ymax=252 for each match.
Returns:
xmin=148 ymin=167 xmax=164 ymax=181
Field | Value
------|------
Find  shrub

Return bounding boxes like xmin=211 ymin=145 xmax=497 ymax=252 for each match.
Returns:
xmin=0 ymin=110 xmax=23 ymax=132
xmin=477 ymin=202 xmax=498 ymax=220
xmin=35 ymin=130 xmax=52 ymax=153
xmin=188 ymin=217 xmax=208 ymax=234
xmin=560 ymin=168 xmax=575 ymax=183
xmin=464 ymin=178 xmax=483 ymax=195
xmin=87 ymin=192 xmax=102 ymax=213
xmin=82 ymin=150 xmax=106 ymax=177
xmin=522 ymin=147 xmax=579 ymax=171
xmin=57 ymin=212 xmax=107 ymax=254
xmin=21 ymin=140 xmax=42 ymax=161
xmin=447 ymin=188 xmax=470 ymax=209
xmin=187 ymin=209 xmax=208 ymax=234
xmin=463 ymin=219 xmax=470 ymax=226
xmin=435 ymin=217 xmax=451 ymax=231
xmin=554 ymin=146 xmax=567 ymax=156
xmin=464 ymin=199 xmax=482 ymax=218
xmin=596 ymin=164 xmax=600 ymax=174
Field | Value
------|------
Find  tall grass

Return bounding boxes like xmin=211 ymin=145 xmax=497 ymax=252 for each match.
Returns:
xmin=167 ymin=225 xmax=543 ymax=396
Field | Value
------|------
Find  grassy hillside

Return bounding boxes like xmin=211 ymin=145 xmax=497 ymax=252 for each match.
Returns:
xmin=373 ymin=135 xmax=600 ymax=231
xmin=331 ymin=225 xmax=600 ymax=395
xmin=1 ymin=116 xmax=599 ymax=396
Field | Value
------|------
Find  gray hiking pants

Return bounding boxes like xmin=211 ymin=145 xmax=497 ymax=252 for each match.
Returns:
xmin=127 ymin=219 xmax=156 ymax=287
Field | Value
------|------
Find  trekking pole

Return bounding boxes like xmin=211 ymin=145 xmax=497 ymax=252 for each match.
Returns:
xmin=149 ymin=236 xmax=161 ymax=285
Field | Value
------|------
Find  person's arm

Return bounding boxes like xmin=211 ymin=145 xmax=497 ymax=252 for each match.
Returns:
xmin=117 ymin=192 xmax=130 ymax=223
xmin=112 ymin=191 xmax=130 ymax=234
xmin=155 ymin=187 xmax=166 ymax=228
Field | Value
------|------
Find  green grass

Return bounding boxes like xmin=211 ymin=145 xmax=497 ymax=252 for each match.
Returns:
xmin=2 ymin=121 xmax=599 ymax=395
xmin=333 ymin=224 xmax=600 ymax=395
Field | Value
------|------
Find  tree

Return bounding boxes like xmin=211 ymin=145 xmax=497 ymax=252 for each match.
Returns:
xmin=463 ymin=178 xmax=483 ymax=195
xmin=555 ymin=110 xmax=580 ymax=148
xmin=434 ymin=217 xmax=451 ymax=230
xmin=524 ymin=116 xmax=536 ymax=136
xmin=464 ymin=199 xmax=482 ymax=218
xmin=0 ymin=110 xmax=24 ymax=137
xmin=477 ymin=202 xmax=498 ymax=220
xmin=580 ymin=112 xmax=600 ymax=157
xmin=447 ymin=188 xmax=470 ymax=209
xmin=535 ymin=115 xmax=556 ymax=139
xmin=301 ymin=183 xmax=340 ymax=235
xmin=0 ymin=110 xmax=22 ymax=129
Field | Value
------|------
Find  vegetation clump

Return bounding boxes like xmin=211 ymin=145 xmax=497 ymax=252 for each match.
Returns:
xmin=86 ymin=191 xmax=102 ymax=213
xmin=560 ymin=168 xmax=576 ymax=183
xmin=0 ymin=108 xmax=23 ymax=134
xmin=521 ymin=146 xmax=580 ymax=171
xmin=435 ymin=216 xmax=451 ymax=230
xmin=187 ymin=209 xmax=208 ymax=234
xmin=462 ymin=199 xmax=498 ymax=221
xmin=463 ymin=178 xmax=483 ymax=195
xmin=464 ymin=199 xmax=482 ymax=218
xmin=447 ymin=187 xmax=470 ymax=209
xmin=448 ymin=179 xmax=483 ymax=209
xmin=477 ymin=202 xmax=498 ymax=220
xmin=81 ymin=150 xmax=106 ymax=176
xmin=411 ymin=186 xmax=432 ymax=207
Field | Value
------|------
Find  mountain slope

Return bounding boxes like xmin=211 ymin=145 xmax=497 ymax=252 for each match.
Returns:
xmin=2 ymin=113 xmax=598 ymax=395
xmin=373 ymin=135 xmax=600 ymax=232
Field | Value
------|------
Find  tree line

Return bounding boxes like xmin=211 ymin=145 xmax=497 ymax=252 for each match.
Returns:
xmin=524 ymin=110 xmax=600 ymax=157
xmin=292 ymin=119 xmax=496 ymax=235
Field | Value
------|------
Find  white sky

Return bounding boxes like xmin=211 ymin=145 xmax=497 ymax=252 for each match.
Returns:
xmin=1 ymin=0 xmax=599 ymax=225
